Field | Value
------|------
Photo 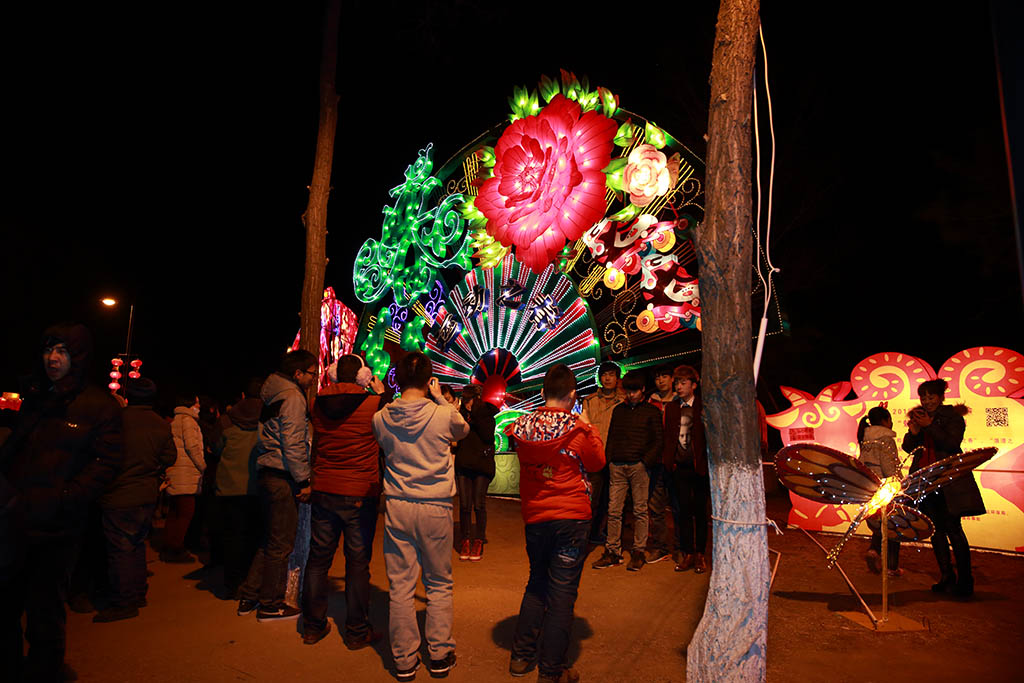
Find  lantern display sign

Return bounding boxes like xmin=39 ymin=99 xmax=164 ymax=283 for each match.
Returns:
xmin=350 ymin=71 xmax=780 ymax=489
xmin=767 ymin=346 xmax=1024 ymax=553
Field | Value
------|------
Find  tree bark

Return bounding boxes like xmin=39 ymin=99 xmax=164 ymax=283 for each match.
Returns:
xmin=687 ymin=1 xmax=767 ymax=681
xmin=299 ymin=0 xmax=341 ymax=376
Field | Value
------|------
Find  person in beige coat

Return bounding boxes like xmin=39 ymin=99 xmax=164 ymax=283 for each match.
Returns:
xmin=162 ymin=395 xmax=205 ymax=562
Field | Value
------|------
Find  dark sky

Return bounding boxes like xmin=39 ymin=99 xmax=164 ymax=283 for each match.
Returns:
xmin=2 ymin=1 xmax=1020 ymax=411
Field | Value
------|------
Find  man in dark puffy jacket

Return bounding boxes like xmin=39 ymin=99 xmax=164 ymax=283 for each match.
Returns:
xmin=0 ymin=323 xmax=123 ymax=681
xmin=237 ymin=349 xmax=317 ymax=623
xmin=95 ymin=378 xmax=175 ymax=623
xmin=903 ymin=378 xmax=982 ymax=597
xmin=301 ymin=354 xmax=388 ymax=648
xmin=506 ymin=364 xmax=604 ymax=683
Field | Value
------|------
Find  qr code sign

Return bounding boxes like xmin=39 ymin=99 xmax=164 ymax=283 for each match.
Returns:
xmin=986 ymin=407 xmax=1008 ymax=428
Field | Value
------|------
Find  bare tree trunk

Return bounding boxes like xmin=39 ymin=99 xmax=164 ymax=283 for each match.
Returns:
xmin=299 ymin=0 xmax=341 ymax=372
xmin=687 ymin=1 xmax=767 ymax=681
xmin=287 ymin=0 xmax=340 ymax=609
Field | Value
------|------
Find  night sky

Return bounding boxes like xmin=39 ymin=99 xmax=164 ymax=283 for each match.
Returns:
xmin=3 ymin=1 xmax=1020 ymax=414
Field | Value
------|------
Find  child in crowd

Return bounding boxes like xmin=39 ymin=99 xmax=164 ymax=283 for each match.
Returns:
xmin=857 ymin=405 xmax=903 ymax=576
xmin=454 ymin=384 xmax=497 ymax=561
xmin=506 ymin=364 xmax=605 ymax=683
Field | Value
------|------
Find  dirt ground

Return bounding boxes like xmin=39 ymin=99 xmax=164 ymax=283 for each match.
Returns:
xmin=62 ymin=490 xmax=1023 ymax=682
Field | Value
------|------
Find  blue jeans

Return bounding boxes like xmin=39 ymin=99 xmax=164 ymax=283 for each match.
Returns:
xmin=101 ymin=504 xmax=156 ymax=608
xmin=239 ymin=469 xmax=299 ymax=607
xmin=512 ymin=518 xmax=589 ymax=678
xmin=302 ymin=492 xmax=378 ymax=636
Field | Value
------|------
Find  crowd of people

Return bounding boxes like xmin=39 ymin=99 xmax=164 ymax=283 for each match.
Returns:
xmin=0 ymin=322 xmax=984 ymax=682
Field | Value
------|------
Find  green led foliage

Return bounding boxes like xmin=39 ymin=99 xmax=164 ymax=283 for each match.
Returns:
xmin=644 ymin=121 xmax=668 ymax=149
xmin=400 ymin=316 xmax=427 ymax=352
xmin=508 ymin=86 xmax=541 ymax=122
xmin=613 ymin=119 xmax=638 ymax=147
xmin=510 ymin=70 xmax=615 ymax=121
xmin=361 ymin=308 xmax=392 ymax=379
xmin=353 ymin=143 xmax=471 ymax=306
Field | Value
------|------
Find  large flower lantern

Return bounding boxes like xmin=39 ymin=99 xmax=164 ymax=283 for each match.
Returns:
xmin=349 ymin=71 xmax=781 ymax=495
xmin=474 ymin=94 xmax=617 ymax=273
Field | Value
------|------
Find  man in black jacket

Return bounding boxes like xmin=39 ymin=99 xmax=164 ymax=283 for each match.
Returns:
xmin=96 ymin=378 xmax=175 ymax=623
xmin=0 ymin=323 xmax=123 ymax=681
xmin=592 ymin=370 xmax=663 ymax=572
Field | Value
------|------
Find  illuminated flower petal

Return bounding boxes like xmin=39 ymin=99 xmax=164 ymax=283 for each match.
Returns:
xmin=477 ymin=95 xmax=616 ymax=273
xmin=623 ymin=144 xmax=673 ymax=208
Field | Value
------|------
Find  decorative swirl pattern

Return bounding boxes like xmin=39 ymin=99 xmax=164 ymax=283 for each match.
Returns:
xmin=801 ymin=403 xmax=842 ymax=428
xmin=850 ymin=352 xmax=935 ymax=401
xmin=940 ymin=347 xmax=1024 ymax=399
xmin=353 ymin=144 xmax=471 ymax=306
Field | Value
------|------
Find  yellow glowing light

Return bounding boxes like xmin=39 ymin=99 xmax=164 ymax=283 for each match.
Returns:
xmin=101 ymin=298 xmax=117 ymax=307
xmin=866 ymin=478 xmax=900 ymax=514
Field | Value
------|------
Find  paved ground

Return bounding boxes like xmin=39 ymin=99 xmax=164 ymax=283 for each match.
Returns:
xmin=62 ymin=491 xmax=1023 ymax=682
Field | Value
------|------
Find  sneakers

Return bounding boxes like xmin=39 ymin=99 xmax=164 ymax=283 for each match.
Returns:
xmin=458 ymin=539 xmax=471 ymax=561
xmin=428 ymin=651 xmax=456 ymax=677
xmin=237 ymin=599 xmax=260 ymax=616
xmin=92 ymin=606 xmax=139 ymax=623
xmin=693 ymin=553 xmax=708 ymax=574
xmin=395 ymin=657 xmax=420 ymax=681
xmin=469 ymin=539 xmax=483 ymax=561
xmin=302 ymin=621 xmax=331 ymax=645
xmin=256 ymin=604 xmax=301 ymax=622
xmin=627 ymin=551 xmax=645 ymax=572
xmin=538 ymin=668 xmax=581 ymax=683
xmin=509 ymin=657 xmax=536 ymax=677
xmin=591 ymin=551 xmax=623 ymax=569
xmin=887 ymin=568 xmax=905 ymax=578
xmin=645 ymin=548 xmax=671 ymax=564
xmin=344 ymin=628 xmax=383 ymax=650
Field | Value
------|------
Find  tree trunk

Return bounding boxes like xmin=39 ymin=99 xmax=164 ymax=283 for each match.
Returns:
xmin=299 ymin=0 xmax=341 ymax=374
xmin=687 ymin=1 xmax=767 ymax=681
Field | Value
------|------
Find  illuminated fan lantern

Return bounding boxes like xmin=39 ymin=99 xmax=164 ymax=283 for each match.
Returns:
xmin=348 ymin=71 xmax=784 ymax=496
xmin=128 ymin=359 xmax=142 ymax=379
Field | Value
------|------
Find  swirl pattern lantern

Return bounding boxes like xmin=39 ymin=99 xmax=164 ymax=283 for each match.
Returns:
xmin=475 ymin=94 xmax=617 ymax=273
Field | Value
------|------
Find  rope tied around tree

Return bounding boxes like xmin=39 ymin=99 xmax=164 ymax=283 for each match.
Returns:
xmin=710 ymin=515 xmax=783 ymax=535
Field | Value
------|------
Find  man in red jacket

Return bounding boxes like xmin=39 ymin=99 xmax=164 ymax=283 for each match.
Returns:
xmin=505 ymin=364 xmax=605 ymax=683
xmin=300 ymin=354 xmax=388 ymax=648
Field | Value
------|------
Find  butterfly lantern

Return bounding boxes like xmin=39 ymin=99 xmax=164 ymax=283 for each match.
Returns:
xmin=774 ymin=443 xmax=998 ymax=568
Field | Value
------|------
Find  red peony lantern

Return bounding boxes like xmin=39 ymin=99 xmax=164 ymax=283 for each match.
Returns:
xmin=475 ymin=95 xmax=616 ymax=273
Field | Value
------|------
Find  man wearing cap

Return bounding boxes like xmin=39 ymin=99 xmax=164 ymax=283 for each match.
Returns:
xmin=0 ymin=323 xmax=123 ymax=680
xmin=95 ymin=377 xmax=176 ymax=623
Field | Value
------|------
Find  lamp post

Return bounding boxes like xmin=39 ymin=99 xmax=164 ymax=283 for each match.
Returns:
xmin=101 ymin=298 xmax=135 ymax=358
xmin=101 ymin=298 xmax=138 ymax=395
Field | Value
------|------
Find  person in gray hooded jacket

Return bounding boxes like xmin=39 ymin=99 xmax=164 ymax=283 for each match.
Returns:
xmin=372 ymin=352 xmax=469 ymax=681
xmin=237 ymin=349 xmax=317 ymax=622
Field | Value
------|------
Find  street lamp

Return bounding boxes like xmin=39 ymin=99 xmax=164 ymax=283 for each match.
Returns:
xmin=100 ymin=298 xmax=138 ymax=394
xmin=99 ymin=297 xmax=135 ymax=358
